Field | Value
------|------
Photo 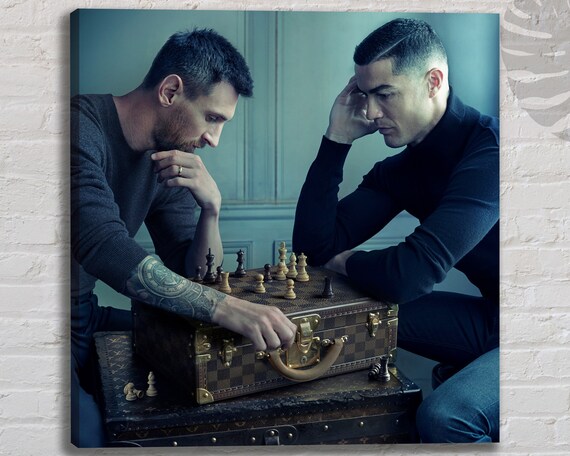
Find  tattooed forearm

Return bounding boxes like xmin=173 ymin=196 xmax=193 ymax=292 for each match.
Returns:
xmin=125 ymin=255 xmax=225 ymax=322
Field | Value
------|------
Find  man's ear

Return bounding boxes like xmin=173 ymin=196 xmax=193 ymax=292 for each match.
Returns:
xmin=426 ymin=68 xmax=444 ymax=98
xmin=157 ymin=74 xmax=184 ymax=106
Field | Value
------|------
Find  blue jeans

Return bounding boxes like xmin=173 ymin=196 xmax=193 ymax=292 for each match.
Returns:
xmin=398 ymin=291 xmax=499 ymax=442
xmin=70 ymin=293 xmax=132 ymax=447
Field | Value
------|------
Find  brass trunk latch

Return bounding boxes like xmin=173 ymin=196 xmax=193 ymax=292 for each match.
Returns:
xmin=367 ymin=312 xmax=381 ymax=337
xmin=219 ymin=339 xmax=237 ymax=367
xmin=287 ymin=314 xmax=321 ymax=368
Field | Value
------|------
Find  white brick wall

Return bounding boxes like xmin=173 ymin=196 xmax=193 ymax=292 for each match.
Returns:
xmin=1 ymin=0 xmax=568 ymax=454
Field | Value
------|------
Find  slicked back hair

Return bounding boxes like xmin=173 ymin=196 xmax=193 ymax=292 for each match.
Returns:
xmin=353 ymin=18 xmax=447 ymax=77
xmin=142 ymin=28 xmax=253 ymax=99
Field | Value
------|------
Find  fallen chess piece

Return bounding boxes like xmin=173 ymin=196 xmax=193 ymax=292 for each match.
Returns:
xmin=123 ymin=382 xmax=141 ymax=401
xmin=368 ymin=355 xmax=391 ymax=382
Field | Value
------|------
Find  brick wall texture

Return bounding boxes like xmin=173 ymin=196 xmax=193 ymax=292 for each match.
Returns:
xmin=0 ymin=0 xmax=568 ymax=455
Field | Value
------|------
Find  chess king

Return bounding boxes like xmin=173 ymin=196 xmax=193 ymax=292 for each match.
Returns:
xmin=293 ymin=18 xmax=499 ymax=443
xmin=71 ymin=29 xmax=296 ymax=447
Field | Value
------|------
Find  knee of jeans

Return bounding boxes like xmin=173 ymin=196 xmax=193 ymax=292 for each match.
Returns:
xmin=416 ymin=394 xmax=452 ymax=443
xmin=416 ymin=391 xmax=496 ymax=443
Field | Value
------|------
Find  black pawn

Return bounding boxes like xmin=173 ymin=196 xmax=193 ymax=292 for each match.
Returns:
xmin=203 ymin=249 xmax=216 ymax=284
xmin=321 ymin=276 xmax=334 ymax=298
xmin=193 ymin=266 xmax=202 ymax=283
xmin=263 ymin=263 xmax=273 ymax=282
xmin=215 ymin=266 xmax=224 ymax=284
xmin=234 ymin=249 xmax=247 ymax=277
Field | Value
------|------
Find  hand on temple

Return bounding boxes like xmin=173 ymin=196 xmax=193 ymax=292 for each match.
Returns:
xmin=325 ymin=76 xmax=377 ymax=145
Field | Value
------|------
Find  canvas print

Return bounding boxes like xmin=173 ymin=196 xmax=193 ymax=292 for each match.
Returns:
xmin=70 ymin=9 xmax=499 ymax=446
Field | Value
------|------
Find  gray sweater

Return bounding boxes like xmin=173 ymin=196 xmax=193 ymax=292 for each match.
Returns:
xmin=70 ymin=94 xmax=198 ymax=298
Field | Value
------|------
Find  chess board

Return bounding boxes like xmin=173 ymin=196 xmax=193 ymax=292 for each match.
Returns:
xmin=132 ymin=266 xmax=398 ymax=405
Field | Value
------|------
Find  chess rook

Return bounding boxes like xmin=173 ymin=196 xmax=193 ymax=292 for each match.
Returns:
xmin=219 ymin=271 xmax=232 ymax=294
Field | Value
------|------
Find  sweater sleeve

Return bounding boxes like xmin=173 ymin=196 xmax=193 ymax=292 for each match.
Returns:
xmin=293 ymin=136 xmax=402 ymax=265
xmin=70 ymin=99 xmax=149 ymax=293
xmin=346 ymin=127 xmax=499 ymax=303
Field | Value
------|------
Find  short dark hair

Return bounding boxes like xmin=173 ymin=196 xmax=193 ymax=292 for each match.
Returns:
xmin=142 ymin=28 xmax=253 ymax=98
xmin=353 ymin=18 xmax=447 ymax=76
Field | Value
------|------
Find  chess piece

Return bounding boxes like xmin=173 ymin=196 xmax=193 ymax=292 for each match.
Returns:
xmin=215 ymin=265 xmax=224 ymax=284
xmin=254 ymin=273 xmax=266 ymax=294
xmin=193 ymin=266 xmax=203 ymax=283
xmin=263 ymin=263 xmax=273 ymax=282
xmin=378 ymin=355 xmax=391 ymax=381
xmin=219 ymin=271 xmax=232 ymax=294
xmin=203 ymin=248 xmax=216 ymax=284
xmin=284 ymin=279 xmax=296 ymax=300
xmin=146 ymin=371 xmax=158 ymax=397
xmin=123 ymin=382 xmax=138 ymax=401
xmin=296 ymin=253 xmax=310 ymax=282
xmin=274 ymin=265 xmax=286 ymax=281
xmin=368 ymin=355 xmax=391 ymax=382
xmin=132 ymin=388 xmax=145 ymax=399
xmin=274 ymin=241 xmax=289 ymax=280
xmin=234 ymin=249 xmax=247 ymax=277
xmin=321 ymin=276 xmax=334 ymax=298
xmin=286 ymin=252 xmax=298 ymax=279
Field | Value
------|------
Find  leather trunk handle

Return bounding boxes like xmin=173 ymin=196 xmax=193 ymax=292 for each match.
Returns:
xmin=268 ymin=337 xmax=345 ymax=382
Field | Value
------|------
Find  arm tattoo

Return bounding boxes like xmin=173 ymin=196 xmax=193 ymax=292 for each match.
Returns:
xmin=125 ymin=255 xmax=225 ymax=322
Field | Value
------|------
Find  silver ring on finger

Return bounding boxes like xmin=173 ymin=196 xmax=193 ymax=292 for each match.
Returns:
xmin=178 ymin=165 xmax=183 ymax=177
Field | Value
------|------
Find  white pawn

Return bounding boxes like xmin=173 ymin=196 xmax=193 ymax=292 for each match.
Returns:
xmin=254 ymin=273 xmax=266 ymax=294
xmin=284 ymin=279 xmax=296 ymax=300
xmin=146 ymin=371 xmax=158 ymax=397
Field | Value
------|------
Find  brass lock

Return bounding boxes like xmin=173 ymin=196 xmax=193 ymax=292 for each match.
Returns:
xmin=286 ymin=314 xmax=321 ymax=368
xmin=219 ymin=338 xmax=237 ymax=367
xmin=367 ymin=312 xmax=381 ymax=337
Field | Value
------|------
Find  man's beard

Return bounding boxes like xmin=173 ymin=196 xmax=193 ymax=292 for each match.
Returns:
xmin=153 ymin=111 xmax=201 ymax=153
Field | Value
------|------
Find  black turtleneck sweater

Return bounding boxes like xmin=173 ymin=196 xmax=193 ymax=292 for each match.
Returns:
xmin=293 ymin=92 xmax=499 ymax=304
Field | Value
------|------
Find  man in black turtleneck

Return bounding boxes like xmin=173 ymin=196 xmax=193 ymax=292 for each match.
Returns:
xmin=293 ymin=18 xmax=499 ymax=443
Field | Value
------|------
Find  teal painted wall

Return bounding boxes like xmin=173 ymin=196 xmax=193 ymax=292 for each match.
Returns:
xmin=71 ymin=10 xmax=498 ymax=309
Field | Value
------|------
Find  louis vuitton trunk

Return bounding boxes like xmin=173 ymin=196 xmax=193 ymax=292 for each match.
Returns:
xmin=95 ymin=331 xmax=420 ymax=446
xmin=132 ymin=266 xmax=398 ymax=405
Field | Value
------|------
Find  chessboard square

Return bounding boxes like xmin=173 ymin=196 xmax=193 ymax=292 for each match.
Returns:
xmin=242 ymin=362 xmax=255 ymax=376
xmin=216 ymin=367 xmax=230 ymax=381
